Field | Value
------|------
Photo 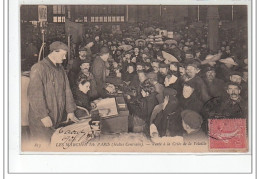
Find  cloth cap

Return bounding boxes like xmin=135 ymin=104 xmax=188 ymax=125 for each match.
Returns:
xmin=99 ymin=47 xmax=110 ymax=55
xmin=80 ymin=59 xmax=91 ymax=65
xmin=186 ymin=60 xmax=201 ymax=69
xmin=181 ymin=110 xmax=203 ymax=129
xmin=204 ymin=66 xmax=215 ymax=73
xmin=163 ymin=87 xmax=177 ymax=97
xmin=230 ymin=71 xmax=242 ymax=77
xmin=49 ymin=41 xmax=69 ymax=52
xmin=136 ymin=62 xmax=145 ymax=67
xmin=79 ymin=46 xmax=88 ymax=52
xmin=159 ymin=63 xmax=169 ymax=68
xmin=226 ymin=82 xmax=242 ymax=90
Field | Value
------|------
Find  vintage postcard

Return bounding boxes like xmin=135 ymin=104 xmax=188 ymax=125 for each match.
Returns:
xmin=20 ymin=4 xmax=250 ymax=153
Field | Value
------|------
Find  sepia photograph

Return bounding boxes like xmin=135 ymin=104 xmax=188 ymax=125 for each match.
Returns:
xmin=20 ymin=4 xmax=249 ymax=152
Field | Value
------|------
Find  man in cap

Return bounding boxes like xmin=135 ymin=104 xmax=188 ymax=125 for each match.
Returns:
xmin=158 ymin=63 xmax=169 ymax=84
xmin=136 ymin=62 xmax=145 ymax=72
xmin=203 ymin=66 xmax=225 ymax=98
xmin=150 ymin=88 xmax=183 ymax=137
xmin=68 ymin=46 xmax=91 ymax=88
xmin=77 ymin=59 xmax=98 ymax=100
xmin=185 ymin=61 xmax=210 ymax=103
xmin=216 ymin=57 xmax=238 ymax=82
xmin=229 ymin=71 xmax=248 ymax=100
xmin=181 ymin=110 xmax=207 ymax=143
xmin=132 ymin=47 xmax=142 ymax=63
xmin=92 ymin=46 xmax=114 ymax=98
xmin=91 ymin=35 xmax=102 ymax=55
xmin=27 ymin=41 xmax=78 ymax=144
xmin=219 ymin=82 xmax=247 ymax=119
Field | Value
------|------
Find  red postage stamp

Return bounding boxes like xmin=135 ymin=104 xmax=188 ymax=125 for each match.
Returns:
xmin=208 ymin=119 xmax=247 ymax=150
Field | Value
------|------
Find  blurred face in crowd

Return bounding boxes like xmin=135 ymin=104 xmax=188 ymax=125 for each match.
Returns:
xmin=230 ymin=75 xmax=242 ymax=84
xmin=134 ymin=48 xmax=139 ymax=54
xmin=101 ymin=53 xmax=110 ymax=61
xmin=159 ymin=67 xmax=168 ymax=76
xmin=95 ymin=36 xmax=100 ymax=42
xmin=206 ymin=70 xmax=216 ymax=82
xmin=183 ymin=84 xmax=194 ymax=98
xmin=170 ymin=44 xmax=176 ymax=49
xmin=145 ymin=58 xmax=151 ymax=63
xmin=142 ymin=53 xmax=148 ymax=59
xmin=183 ymin=46 xmax=189 ymax=53
xmin=136 ymin=65 xmax=144 ymax=71
xmin=138 ymin=42 xmax=144 ymax=47
xmin=179 ymin=67 xmax=186 ymax=76
xmin=186 ymin=65 xmax=199 ymax=79
xmin=243 ymin=72 xmax=248 ymax=82
xmin=127 ymin=66 xmax=134 ymax=74
xmin=52 ymin=49 xmax=67 ymax=64
xmin=111 ymin=46 xmax=117 ymax=51
xmin=170 ymin=64 xmax=178 ymax=71
xmin=113 ymin=62 xmax=118 ymax=68
xmin=148 ymin=44 xmax=152 ymax=49
xmin=221 ymin=46 xmax=226 ymax=51
xmin=138 ymin=72 xmax=147 ymax=83
xmin=125 ymin=53 xmax=131 ymax=59
xmin=227 ymin=84 xmax=241 ymax=101
xmin=79 ymin=81 xmax=91 ymax=94
xmin=116 ymin=51 xmax=121 ymax=56
xmin=152 ymin=63 xmax=159 ymax=73
xmin=80 ymin=63 xmax=90 ymax=73
xmin=226 ymin=46 xmax=230 ymax=51
xmin=79 ymin=50 xmax=87 ymax=60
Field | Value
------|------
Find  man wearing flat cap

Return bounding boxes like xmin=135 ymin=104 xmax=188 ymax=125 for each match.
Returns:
xmin=28 ymin=41 xmax=78 ymax=144
xmin=92 ymin=46 xmax=113 ymax=98
xmin=185 ymin=61 xmax=210 ymax=103
xmin=218 ymin=82 xmax=247 ymax=119
xmin=229 ymin=71 xmax=248 ymax=100
xmin=181 ymin=110 xmax=207 ymax=143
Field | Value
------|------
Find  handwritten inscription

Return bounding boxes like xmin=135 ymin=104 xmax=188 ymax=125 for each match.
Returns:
xmin=56 ymin=127 xmax=94 ymax=149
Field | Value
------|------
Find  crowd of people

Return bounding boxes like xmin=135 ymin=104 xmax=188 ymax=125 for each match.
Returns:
xmin=23 ymin=21 xmax=248 ymax=144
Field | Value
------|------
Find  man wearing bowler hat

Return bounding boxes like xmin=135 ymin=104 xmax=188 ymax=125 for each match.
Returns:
xmin=28 ymin=41 xmax=78 ymax=145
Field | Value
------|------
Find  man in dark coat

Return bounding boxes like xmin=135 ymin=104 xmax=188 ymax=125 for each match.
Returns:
xmin=203 ymin=66 xmax=225 ymax=98
xmin=151 ymin=88 xmax=183 ymax=137
xmin=91 ymin=47 xmax=111 ymax=98
xmin=158 ymin=63 xmax=169 ymax=85
xmin=28 ymin=41 xmax=78 ymax=144
xmin=68 ymin=47 xmax=91 ymax=88
xmin=185 ymin=61 xmax=210 ymax=103
xmin=219 ymin=82 xmax=247 ymax=119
